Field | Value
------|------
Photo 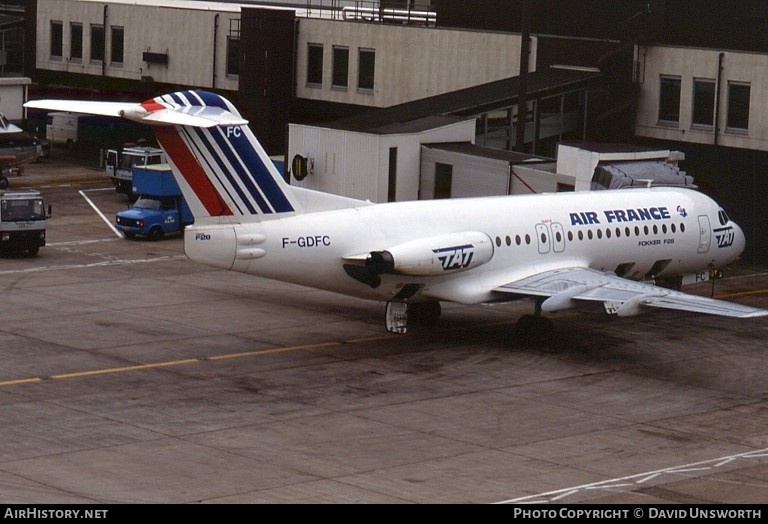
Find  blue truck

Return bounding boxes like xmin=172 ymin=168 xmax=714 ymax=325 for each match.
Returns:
xmin=115 ymin=164 xmax=193 ymax=240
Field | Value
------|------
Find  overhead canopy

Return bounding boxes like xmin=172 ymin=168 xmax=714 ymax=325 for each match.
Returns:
xmin=591 ymin=161 xmax=696 ymax=190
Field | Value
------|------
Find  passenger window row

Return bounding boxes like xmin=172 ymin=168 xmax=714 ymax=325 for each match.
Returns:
xmin=494 ymin=222 xmax=688 ymax=248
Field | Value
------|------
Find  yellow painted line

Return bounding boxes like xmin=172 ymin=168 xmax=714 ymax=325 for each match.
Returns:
xmin=0 ymin=340 xmax=346 ymax=389
xmin=344 ymin=334 xmax=402 ymax=344
xmin=716 ymin=288 xmax=768 ymax=299
xmin=0 ymin=317 xmax=519 ymax=389
xmin=0 ymin=377 xmax=44 ymax=387
xmin=205 ymin=341 xmax=341 ymax=361
xmin=50 ymin=359 xmax=201 ymax=380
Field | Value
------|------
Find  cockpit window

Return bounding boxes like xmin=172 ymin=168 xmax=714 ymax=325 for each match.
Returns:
xmin=718 ymin=210 xmax=730 ymax=226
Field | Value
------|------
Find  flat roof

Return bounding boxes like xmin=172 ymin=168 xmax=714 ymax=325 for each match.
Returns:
xmin=329 ymin=67 xmax=602 ymax=133
xmin=423 ymin=142 xmax=552 ymax=164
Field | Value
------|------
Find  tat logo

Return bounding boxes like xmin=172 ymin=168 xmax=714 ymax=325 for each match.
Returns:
xmin=676 ymin=205 xmax=688 ymax=218
xmin=433 ymin=244 xmax=475 ymax=271
xmin=715 ymin=227 xmax=735 ymax=248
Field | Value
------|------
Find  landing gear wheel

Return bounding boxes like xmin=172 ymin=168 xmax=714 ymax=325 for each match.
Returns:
xmin=385 ymin=300 xmax=408 ymax=334
xmin=0 ymin=175 xmax=8 ymax=189
xmin=407 ymin=300 xmax=441 ymax=325
xmin=514 ymin=314 xmax=554 ymax=346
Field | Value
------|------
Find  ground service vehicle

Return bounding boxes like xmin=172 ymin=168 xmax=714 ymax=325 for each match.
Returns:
xmin=105 ymin=145 xmax=166 ymax=196
xmin=115 ymin=164 xmax=193 ymax=240
xmin=0 ymin=189 xmax=49 ymax=256
xmin=45 ymin=112 xmax=82 ymax=147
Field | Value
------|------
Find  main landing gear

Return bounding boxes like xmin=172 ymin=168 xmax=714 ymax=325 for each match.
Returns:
xmin=383 ymin=289 xmax=553 ymax=345
xmin=514 ymin=298 xmax=554 ymax=346
xmin=384 ymin=297 xmax=442 ymax=334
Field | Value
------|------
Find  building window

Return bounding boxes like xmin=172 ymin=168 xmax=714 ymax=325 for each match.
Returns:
xmin=726 ymin=82 xmax=750 ymax=131
xmin=70 ymin=23 xmax=83 ymax=61
xmin=307 ymin=43 xmax=323 ymax=86
xmin=50 ymin=21 xmax=63 ymax=59
xmin=225 ymin=18 xmax=240 ymax=77
xmin=226 ymin=36 xmax=240 ymax=76
xmin=388 ymin=147 xmax=397 ymax=202
xmin=692 ymin=78 xmax=715 ymax=128
xmin=90 ymin=24 xmax=105 ymax=62
xmin=358 ymin=48 xmax=375 ymax=92
xmin=332 ymin=46 xmax=349 ymax=89
xmin=658 ymin=75 xmax=681 ymax=124
xmin=111 ymin=26 xmax=124 ymax=65
xmin=434 ymin=163 xmax=453 ymax=199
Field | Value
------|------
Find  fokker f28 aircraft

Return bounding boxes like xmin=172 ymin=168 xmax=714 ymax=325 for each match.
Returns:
xmin=25 ymin=91 xmax=767 ymax=338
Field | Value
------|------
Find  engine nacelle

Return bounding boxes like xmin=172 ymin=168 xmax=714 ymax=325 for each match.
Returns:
xmin=184 ymin=224 xmax=237 ymax=270
xmin=366 ymin=231 xmax=494 ymax=276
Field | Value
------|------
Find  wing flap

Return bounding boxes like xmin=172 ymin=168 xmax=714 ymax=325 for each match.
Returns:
xmin=494 ymin=267 xmax=768 ymax=319
xmin=636 ymin=293 xmax=768 ymax=318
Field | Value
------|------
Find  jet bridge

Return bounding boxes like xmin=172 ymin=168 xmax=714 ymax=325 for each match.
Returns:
xmin=591 ymin=161 xmax=696 ymax=190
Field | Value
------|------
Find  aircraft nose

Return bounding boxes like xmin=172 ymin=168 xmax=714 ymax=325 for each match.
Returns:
xmin=731 ymin=221 xmax=746 ymax=257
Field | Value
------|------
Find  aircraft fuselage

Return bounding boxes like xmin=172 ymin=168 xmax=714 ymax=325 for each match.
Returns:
xmin=184 ymin=187 xmax=744 ymax=304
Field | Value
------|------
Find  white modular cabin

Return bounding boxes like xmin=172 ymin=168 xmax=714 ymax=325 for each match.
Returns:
xmin=288 ymin=116 xmax=476 ymax=203
xmin=419 ymin=142 xmax=568 ymax=199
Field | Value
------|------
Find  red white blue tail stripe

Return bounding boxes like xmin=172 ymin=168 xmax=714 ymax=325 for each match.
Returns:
xmin=144 ymin=90 xmax=299 ymax=219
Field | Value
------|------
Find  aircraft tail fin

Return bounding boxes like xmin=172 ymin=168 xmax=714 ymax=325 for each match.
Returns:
xmin=27 ymin=90 xmax=302 ymax=220
xmin=144 ymin=91 xmax=301 ymax=220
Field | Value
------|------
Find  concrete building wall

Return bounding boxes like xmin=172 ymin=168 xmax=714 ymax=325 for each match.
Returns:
xmin=295 ymin=17 xmax=532 ymax=107
xmin=35 ymin=0 xmax=240 ymax=91
xmin=0 ymin=77 xmax=32 ymax=121
xmin=35 ymin=1 xmax=534 ymax=111
xmin=635 ymin=45 xmax=768 ymax=151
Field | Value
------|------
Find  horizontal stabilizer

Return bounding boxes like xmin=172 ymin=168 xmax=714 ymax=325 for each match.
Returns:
xmin=24 ymin=99 xmax=248 ymax=128
xmin=24 ymin=99 xmax=134 ymax=118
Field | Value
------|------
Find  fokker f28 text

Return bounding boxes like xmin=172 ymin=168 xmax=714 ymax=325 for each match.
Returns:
xmin=25 ymin=91 xmax=767 ymax=340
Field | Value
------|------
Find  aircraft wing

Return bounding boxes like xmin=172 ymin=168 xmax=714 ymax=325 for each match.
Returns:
xmin=24 ymin=100 xmax=247 ymax=128
xmin=493 ymin=267 xmax=768 ymax=318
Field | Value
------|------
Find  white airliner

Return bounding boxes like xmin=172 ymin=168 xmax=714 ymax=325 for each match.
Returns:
xmin=25 ymin=91 xmax=767 ymax=338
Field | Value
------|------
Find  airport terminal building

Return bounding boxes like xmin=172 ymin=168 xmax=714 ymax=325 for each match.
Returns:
xmin=12 ymin=0 xmax=768 ymax=262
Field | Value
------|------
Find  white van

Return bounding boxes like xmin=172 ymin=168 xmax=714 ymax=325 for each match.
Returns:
xmin=46 ymin=112 xmax=81 ymax=147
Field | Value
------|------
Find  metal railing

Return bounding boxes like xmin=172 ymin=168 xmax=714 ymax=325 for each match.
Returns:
xmin=304 ymin=1 xmax=436 ymax=26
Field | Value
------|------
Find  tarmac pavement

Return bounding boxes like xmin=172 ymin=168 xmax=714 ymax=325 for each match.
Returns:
xmin=0 ymin=151 xmax=767 ymax=503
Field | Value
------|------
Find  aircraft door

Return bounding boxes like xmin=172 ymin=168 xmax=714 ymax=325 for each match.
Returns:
xmin=535 ymin=223 xmax=551 ymax=254
xmin=551 ymin=222 xmax=566 ymax=253
xmin=697 ymin=215 xmax=711 ymax=253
